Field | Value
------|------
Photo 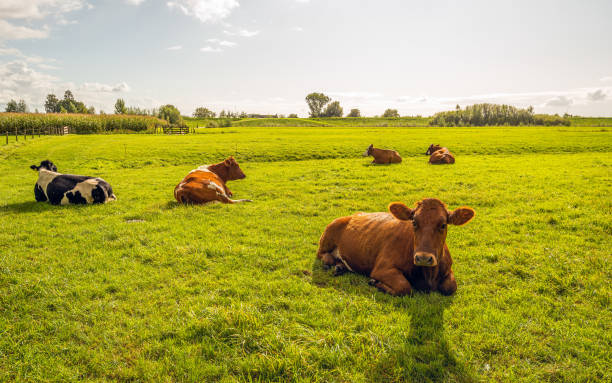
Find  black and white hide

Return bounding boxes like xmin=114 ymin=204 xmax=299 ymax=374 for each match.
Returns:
xmin=30 ymin=160 xmax=116 ymax=205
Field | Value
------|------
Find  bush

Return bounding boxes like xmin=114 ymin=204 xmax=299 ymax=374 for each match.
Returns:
xmin=429 ymin=103 xmax=571 ymax=126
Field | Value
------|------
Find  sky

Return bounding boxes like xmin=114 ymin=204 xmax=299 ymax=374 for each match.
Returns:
xmin=1 ymin=0 xmax=611 ymax=117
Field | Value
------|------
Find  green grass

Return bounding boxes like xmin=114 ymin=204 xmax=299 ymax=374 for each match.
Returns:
xmin=0 ymin=126 xmax=610 ymax=382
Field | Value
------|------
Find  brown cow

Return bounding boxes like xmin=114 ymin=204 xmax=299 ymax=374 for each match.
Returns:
xmin=363 ymin=144 xmax=402 ymax=164
xmin=425 ymin=144 xmax=443 ymax=155
xmin=174 ymin=157 xmax=252 ymax=204
xmin=429 ymin=148 xmax=455 ymax=164
xmin=317 ymin=198 xmax=474 ymax=296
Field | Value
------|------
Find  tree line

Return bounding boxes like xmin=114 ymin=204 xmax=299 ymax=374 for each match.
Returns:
xmin=429 ymin=103 xmax=570 ymax=126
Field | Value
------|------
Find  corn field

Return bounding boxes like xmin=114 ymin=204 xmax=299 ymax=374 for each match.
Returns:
xmin=0 ymin=113 xmax=169 ymax=134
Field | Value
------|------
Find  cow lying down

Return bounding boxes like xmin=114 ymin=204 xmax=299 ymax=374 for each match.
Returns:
xmin=363 ymin=144 xmax=402 ymax=164
xmin=174 ymin=156 xmax=251 ymax=204
xmin=31 ymin=160 xmax=116 ymax=205
xmin=317 ymin=198 xmax=474 ymax=296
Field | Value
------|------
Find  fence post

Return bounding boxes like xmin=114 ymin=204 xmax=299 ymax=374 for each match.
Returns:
xmin=32 ymin=129 xmax=34 ymax=139
xmin=15 ymin=128 xmax=18 ymax=142
xmin=5 ymin=131 xmax=8 ymax=145
xmin=38 ymin=129 xmax=40 ymax=138
xmin=24 ymin=129 xmax=26 ymax=141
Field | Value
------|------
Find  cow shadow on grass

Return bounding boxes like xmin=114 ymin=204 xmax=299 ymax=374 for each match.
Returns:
xmin=311 ymin=259 xmax=477 ymax=383
xmin=1 ymin=200 xmax=60 ymax=214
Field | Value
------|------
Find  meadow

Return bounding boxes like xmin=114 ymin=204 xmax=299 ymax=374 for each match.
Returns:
xmin=0 ymin=125 xmax=610 ymax=382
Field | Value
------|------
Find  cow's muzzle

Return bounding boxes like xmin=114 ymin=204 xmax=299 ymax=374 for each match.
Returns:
xmin=362 ymin=151 xmax=369 ymax=157
xmin=414 ymin=252 xmax=437 ymax=267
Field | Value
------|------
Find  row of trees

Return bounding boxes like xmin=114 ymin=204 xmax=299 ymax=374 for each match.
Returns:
xmin=45 ymin=91 xmax=95 ymax=114
xmin=429 ymin=104 xmax=570 ymax=126
xmin=304 ymin=92 xmax=405 ymax=118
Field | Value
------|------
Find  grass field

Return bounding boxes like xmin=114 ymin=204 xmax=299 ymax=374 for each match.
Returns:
xmin=0 ymin=126 xmax=610 ymax=382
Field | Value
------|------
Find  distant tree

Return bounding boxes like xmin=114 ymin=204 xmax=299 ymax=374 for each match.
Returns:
xmin=219 ymin=110 xmax=226 ymax=118
xmin=59 ymin=106 xmax=68 ymax=113
xmin=347 ymin=108 xmax=361 ymax=117
xmin=45 ymin=94 xmax=60 ymax=113
xmin=99 ymin=110 xmax=106 ymax=115
xmin=5 ymin=99 xmax=18 ymax=112
xmin=16 ymin=99 xmax=28 ymax=113
xmin=193 ymin=107 xmax=215 ymax=118
xmin=66 ymin=102 xmax=77 ymax=114
xmin=158 ymin=104 xmax=182 ymax=124
xmin=305 ymin=92 xmax=331 ymax=117
xmin=114 ymin=99 xmax=127 ymax=114
xmin=288 ymin=113 xmax=298 ymax=118
xmin=63 ymin=90 xmax=75 ymax=103
xmin=382 ymin=109 xmax=400 ymax=118
xmin=74 ymin=101 xmax=88 ymax=114
xmin=239 ymin=111 xmax=248 ymax=118
xmin=87 ymin=106 xmax=96 ymax=114
xmin=322 ymin=101 xmax=343 ymax=117
xmin=34 ymin=108 xmax=39 ymax=113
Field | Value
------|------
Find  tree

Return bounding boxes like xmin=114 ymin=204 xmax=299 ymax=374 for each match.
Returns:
xmin=382 ymin=109 xmax=400 ymax=118
xmin=87 ymin=106 xmax=96 ymax=114
xmin=63 ymin=90 xmax=75 ymax=103
xmin=17 ymin=99 xmax=28 ymax=113
xmin=288 ymin=113 xmax=298 ymax=118
xmin=347 ymin=108 xmax=361 ymax=117
xmin=66 ymin=102 xmax=77 ymax=114
xmin=322 ymin=101 xmax=343 ymax=117
xmin=193 ymin=107 xmax=215 ymax=118
xmin=45 ymin=94 xmax=60 ymax=113
xmin=59 ymin=106 xmax=68 ymax=113
xmin=5 ymin=99 xmax=18 ymax=112
xmin=158 ymin=104 xmax=182 ymax=124
xmin=305 ymin=92 xmax=330 ymax=117
xmin=114 ymin=99 xmax=127 ymax=114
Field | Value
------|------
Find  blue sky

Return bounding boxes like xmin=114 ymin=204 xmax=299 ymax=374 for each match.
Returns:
xmin=1 ymin=0 xmax=611 ymax=116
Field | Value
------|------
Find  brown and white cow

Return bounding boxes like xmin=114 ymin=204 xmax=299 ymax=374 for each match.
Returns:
xmin=317 ymin=198 xmax=474 ymax=296
xmin=363 ymin=144 xmax=402 ymax=164
xmin=174 ymin=157 xmax=252 ymax=204
xmin=425 ymin=144 xmax=443 ymax=155
xmin=428 ymin=148 xmax=455 ymax=164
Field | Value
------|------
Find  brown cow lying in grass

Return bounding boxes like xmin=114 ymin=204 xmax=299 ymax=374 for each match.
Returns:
xmin=174 ymin=157 xmax=252 ymax=204
xmin=317 ymin=198 xmax=474 ymax=296
xmin=429 ymin=148 xmax=455 ymax=164
xmin=425 ymin=144 xmax=443 ymax=155
xmin=363 ymin=144 xmax=402 ymax=164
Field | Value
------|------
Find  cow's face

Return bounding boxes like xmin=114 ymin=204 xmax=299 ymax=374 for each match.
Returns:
xmin=224 ymin=156 xmax=246 ymax=180
xmin=30 ymin=160 xmax=57 ymax=172
xmin=389 ymin=198 xmax=474 ymax=267
xmin=426 ymin=144 xmax=440 ymax=155
xmin=362 ymin=144 xmax=373 ymax=157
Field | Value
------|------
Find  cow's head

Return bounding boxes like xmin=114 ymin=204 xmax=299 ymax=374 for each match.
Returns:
xmin=388 ymin=198 xmax=474 ymax=267
xmin=425 ymin=144 xmax=440 ymax=155
xmin=30 ymin=160 xmax=57 ymax=172
xmin=224 ymin=156 xmax=246 ymax=180
xmin=362 ymin=144 xmax=374 ymax=157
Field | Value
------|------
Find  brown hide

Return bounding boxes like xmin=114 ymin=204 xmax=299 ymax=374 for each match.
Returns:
xmin=425 ymin=144 xmax=443 ymax=155
xmin=429 ymin=148 xmax=455 ymax=164
xmin=174 ymin=157 xmax=251 ymax=204
xmin=317 ymin=198 xmax=474 ymax=296
xmin=363 ymin=144 xmax=402 ymax=164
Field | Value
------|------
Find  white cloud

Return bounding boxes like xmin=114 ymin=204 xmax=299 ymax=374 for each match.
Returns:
xmin=223 ymin=28 xmax=259 ymax=37
xmin=166 ymin=45 xmax=183 ymax=50
xmin=125 ymin=0 xmax=146 ymax=5
xmin=600 ymin=76 xmax=612 ymax=82
xmin=328 ymin=91 xmax=383 ymax=99
xmin=587 ymin=89 xmax=606 ymax=102
xmin=0 ymin=20 xmax=49 ymax=40
xmin=167 ymin=0 xmax=239 ymax=23
xmin=544 ymin=96 xmax=573 ymax=108
xmin=0 ymin=61 xmax=59 ymax=106
xmin=80 ymin=82 xmax=131 ymax=93
xmin=207 ymin=38 xmax=236 ymax=47
xmin=0 ymin=0 xmax=84 ymax=20
xmin=291 ymin=26 xmax=303 ymax=32
xmin=200 ymin=46 xmax=222 ymax=52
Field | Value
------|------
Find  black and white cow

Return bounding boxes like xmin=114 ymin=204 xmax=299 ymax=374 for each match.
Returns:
xmin=30 ymin=160 xmax=116 ymax=205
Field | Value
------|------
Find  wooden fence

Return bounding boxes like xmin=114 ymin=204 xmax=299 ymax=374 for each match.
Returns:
xmin=4 ymin=126 xmax=70 ymax=145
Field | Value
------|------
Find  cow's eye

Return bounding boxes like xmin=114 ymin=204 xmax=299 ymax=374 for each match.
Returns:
xmin=412 ymin=221 xmax=418 ymax=229
xmin=440 ymin=223 xmax=447 ymax=230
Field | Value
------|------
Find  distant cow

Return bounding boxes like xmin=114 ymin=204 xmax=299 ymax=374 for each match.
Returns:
xmin=429 ymin=148 xmax=455 ymax=164
xmin=363 ymin=144 xmax=402 ymax=164
xmin=174 ymin=156 xmax=252 ymax=204
xmin=425 ymin=144 xmax=443 ymax=155
xmin=317 ymin=198 xmax=474 ymax=296
xmin=31 ymin=160 xmax=116 ymax=205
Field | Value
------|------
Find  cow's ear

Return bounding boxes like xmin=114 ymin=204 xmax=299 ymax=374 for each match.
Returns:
xmin=388 ymin=202 xmax=414 ymax=221
xmin=449 ymin=207 xmax=475 ymax=226
xmin=224 ymin=158 xmax=231 ymax=167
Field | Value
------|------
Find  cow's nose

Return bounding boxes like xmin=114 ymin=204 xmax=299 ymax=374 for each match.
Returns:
xmin=414 ymin=252 xmax=436 ymax=266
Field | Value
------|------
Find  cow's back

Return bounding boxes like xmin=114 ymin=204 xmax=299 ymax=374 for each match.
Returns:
xmin=174 ymin=170 xmax=225 ymax=204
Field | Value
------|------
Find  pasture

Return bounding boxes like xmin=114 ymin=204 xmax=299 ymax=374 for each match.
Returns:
xmin=0 ymin=126 xmax=610 ymax=382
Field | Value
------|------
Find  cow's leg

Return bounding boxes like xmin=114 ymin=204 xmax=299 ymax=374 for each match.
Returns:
xmin=223 ymin=185 xmax=233 ymax=197
xmin=438 ymin=270 xmax=457 ymax=296
xmin=215 ymin=193 xmax=252 ymax=204
xmin=370 ymin=266 xmax=412 ymax=296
